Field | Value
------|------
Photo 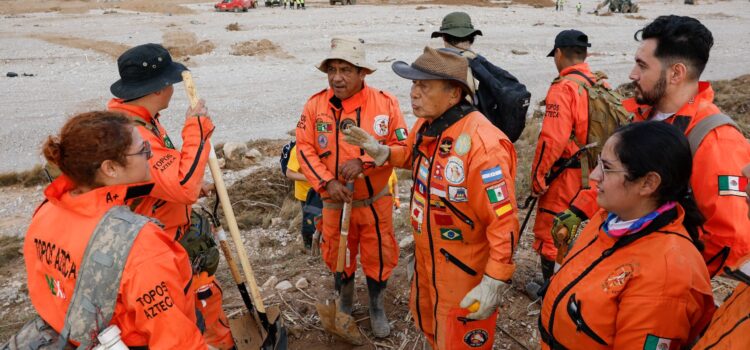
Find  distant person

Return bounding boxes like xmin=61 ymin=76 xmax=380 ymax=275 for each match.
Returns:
xmin=577 ymin=2 xmax=582 ymax=15
xmin=22 ymin=112 xmax=207 ymax=349
xmin=295 ymin=37 xmax=407 ymax=338
xmin=431 ymin=11 xmax=482 ymax=52
xmin=540 ymin=122 xmax=714 ymax=349
xmin=556 ymin=15 xmax=750 ymax=277
xmin=284 ymin=142 xmax=320 ymax=251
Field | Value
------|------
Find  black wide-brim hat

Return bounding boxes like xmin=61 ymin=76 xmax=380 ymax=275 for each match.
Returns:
xmin=110 ymin=43 xmax=187 ymax=101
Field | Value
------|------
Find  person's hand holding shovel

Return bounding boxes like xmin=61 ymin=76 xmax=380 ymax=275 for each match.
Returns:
xmin=326 ymin=180 xmax=353 ymax=203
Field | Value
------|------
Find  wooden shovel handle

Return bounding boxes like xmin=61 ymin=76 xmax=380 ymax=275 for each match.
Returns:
xmin=555 ymin=227 xmax=570 ymax=264
xmin=182 ymin=71 xmax=266 ymax=314
xmin=219 ymin=237 xmax=243 ymax=284
xmin=335 ymin=201 xmax=352 ymax=273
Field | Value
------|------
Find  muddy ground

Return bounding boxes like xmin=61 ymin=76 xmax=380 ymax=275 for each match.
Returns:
xmin=1 ymin=0 xmax=749 ymax=348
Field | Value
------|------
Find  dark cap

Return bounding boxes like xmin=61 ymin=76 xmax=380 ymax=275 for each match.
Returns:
xmin=391 ymin=47 xmax=472 ymax=94
xmin=547 ymin=29 xmax=591 ymax=57
xmin=431 ymin=12 xmax=483 ymax=39
xmin=110 ymin=43 xmax=187 ymax=101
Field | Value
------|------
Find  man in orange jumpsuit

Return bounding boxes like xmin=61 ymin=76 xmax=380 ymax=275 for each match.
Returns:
xmin=344 ymin=47 xmax=520 ymax=349
xmin=295 ymin=37 xmax=407 ymax=338
xmin=108 ymin=44 xmax=233 ymax=349
xmin=528 ymin=30 xmax=598 ymax=288
xmin=553 ymin=16 xmax=750 ymax=277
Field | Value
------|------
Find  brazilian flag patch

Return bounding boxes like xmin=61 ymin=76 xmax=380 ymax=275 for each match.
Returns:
xmin=440 ymin=228 xmax=462 ymax=241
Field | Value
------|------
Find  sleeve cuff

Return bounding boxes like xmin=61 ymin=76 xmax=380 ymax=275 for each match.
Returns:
xmin=484 ymin=260 xmax=515 ymax=282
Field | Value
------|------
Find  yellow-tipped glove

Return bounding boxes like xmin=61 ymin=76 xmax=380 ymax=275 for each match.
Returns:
xmin=459 ymin=275 xmax=508 ymax=320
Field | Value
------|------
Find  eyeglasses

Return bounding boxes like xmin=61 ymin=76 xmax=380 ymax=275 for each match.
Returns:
xmin=597 ymin=155 xmax=627 ymax=178
xmin=126 ymin=141 xmax=152 ymax=160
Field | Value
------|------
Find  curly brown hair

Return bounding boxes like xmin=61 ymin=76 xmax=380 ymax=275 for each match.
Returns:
xmin=43 ymin=111 xmax=134 ymax=187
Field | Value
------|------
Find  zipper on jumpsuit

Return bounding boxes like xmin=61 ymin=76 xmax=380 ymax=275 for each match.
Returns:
xmin=424 ymin=133 xmax=443 ymax=344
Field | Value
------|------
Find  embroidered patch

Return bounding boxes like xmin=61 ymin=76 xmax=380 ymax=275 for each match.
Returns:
xmin=429 ymin=199 xmax=446 ymax=211
xmin=485 ymin=181 xmax=509 ymax=204
xmin=317 ymin=134 xmax=328 ymax=148
xmin=413 ymin=192 xmax=426 ymax=208
xmin=494 ymin=202 xmax=513 ymax=218
xmin=395 ymin=128 xmax=408 ymax=141
xmin=411 ymin=206 xmax=424 ymax=234
xmin=316 ymin=119 xmax=333 ymax=133
xmin=438 ymin=137 xmax=454 ymax=158
xmin=463 ymin=329 xmax=489 ymax=347
xmin=644 ymin=334 xmax=679 ymax=350
xmin=297 ymin=114 xmax=306 ymax=130
xmin=340 ymin=118 xmax=356 ymax=131
xmin=545 ymin=103 xmax=559 ymax=118
xmin=448 ymin=186 xmax=468 ymax=202
xmin=440 ymin=228 xmax=462 ymax=241
xmin=602 ymin=263 xmax=636 ymax=293
xmin=445 ymin=156 xmax=465 ymax=185
xmin=163 ymin=135 xmax=175 ymax=150
xmin=434 ymin=214 xmax=455 ymax=226
xmin=415 ymin=179 xmax=426 ymax=195
xmin=45 ymin=274 xmax=66 ymax=300
xmin=418 ymin=164 xmax=429 ymax=181
xmin=454 ymin=133 xmax=471 ymax=156
xmin=433 ymin=163 xmax=444 ymax=181
xmin=718 ymin=175 xmax=748 ymax=197
xmin=480 ymin=166 xmax=504 ymax=184
xmin=373 ymin=115 xmax=389 ymax=137
xmin=430 ymin=183 xmax=447 ymax=197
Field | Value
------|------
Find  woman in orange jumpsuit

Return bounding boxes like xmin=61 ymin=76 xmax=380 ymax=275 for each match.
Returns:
xmin=540 ymin=121 xmax=714 ymax=349
xmin=24 ymin=112 xmax=207 ymax=349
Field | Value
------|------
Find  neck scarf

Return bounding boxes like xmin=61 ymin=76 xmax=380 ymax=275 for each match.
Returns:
xmin=603 ymin=201 xmax=677 ymax=238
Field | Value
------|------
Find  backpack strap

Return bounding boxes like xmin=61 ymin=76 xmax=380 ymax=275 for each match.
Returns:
xmin=58 ymin=206 xmax=150 ymax=349
xmin=129 ymin=116 xmax=161 ymax=139
xmin=556 ymin=70 xmax=596 ymax=189
xmin=686 ymin=113 xmax=739 ymax=156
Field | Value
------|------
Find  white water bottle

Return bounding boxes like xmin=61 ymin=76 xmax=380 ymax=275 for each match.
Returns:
xmin=92 ymin=325 xmax=129 ymax=350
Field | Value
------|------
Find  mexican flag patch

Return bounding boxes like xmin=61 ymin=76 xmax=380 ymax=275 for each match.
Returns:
xmin=718 ymin=175 xmax=748 ymax=197
xmin=395 ymin=128 xmax=408 ymax=141
xmin=644 ymin=334 xmax=679 ymax=350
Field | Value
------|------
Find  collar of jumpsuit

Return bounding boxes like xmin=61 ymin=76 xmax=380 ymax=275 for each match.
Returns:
xmin=108 ymin=98 xmax=159 ymax=124
xmin=43 ymin=175 xmax=154 ymax=217
xmin=327 ymin=82 xmax=370 ymax=114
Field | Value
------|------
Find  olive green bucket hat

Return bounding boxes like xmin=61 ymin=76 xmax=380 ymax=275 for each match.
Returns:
xmin=431 ymin=12 xmax=483 ymax=39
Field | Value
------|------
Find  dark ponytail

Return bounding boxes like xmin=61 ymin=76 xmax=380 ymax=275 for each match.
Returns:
xmin=612 ymin=121 xmax=705 ymax=250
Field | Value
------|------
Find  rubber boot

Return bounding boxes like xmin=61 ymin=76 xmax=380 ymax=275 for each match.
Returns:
xmin=338 ymin=274 xmax=355 ymax=315
xmin=366 ymin=277 xmax=390 ymax=338
xmin=525 ymin=257 xmax=555 ymax=301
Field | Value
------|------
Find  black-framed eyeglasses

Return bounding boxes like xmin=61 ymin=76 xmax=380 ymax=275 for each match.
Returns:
xmin=126 ymin=141 xmax=152 ymax=160
xmin=597 ymin=154 xmax=627 ymax=178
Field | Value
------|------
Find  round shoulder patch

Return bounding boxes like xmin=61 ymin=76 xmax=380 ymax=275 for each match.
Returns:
xmin=445 ymin=156 xmax=465 ymax=185
xmin=373 ymin=115 xmax=389 ymax=137
xmin=455 ymin=133 xmax=471 ymax=156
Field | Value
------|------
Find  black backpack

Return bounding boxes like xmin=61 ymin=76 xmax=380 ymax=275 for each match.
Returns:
xmin=456 ymin=50 xmax=531 ymax=142
xmin=280 ymin=140 xmax=296 ymax=176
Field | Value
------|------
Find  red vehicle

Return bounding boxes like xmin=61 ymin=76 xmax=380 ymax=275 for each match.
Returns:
xmin=214 ymin=0 xmax=256 ymax=12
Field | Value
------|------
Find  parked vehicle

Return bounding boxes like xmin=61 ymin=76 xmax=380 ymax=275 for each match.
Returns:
xmin=215 ymin=0 xmax=256 ymax=12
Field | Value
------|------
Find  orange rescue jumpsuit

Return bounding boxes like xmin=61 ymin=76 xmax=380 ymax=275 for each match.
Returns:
xmin=295 ymin=84 xmax=407 ymax=282
xmin=693 ymin=255 xmax=750 ymax=350
xmin=531 ymin=63 xmax=596 ymax=261
xmin=389 ymin=104 xmax=520 ymax=349
xmin=25 ymin=175 xmax=207 ymax=349
xmin=107 ymin=99 xmax=233 ymax=349
xmin=570 ymin=82 xmax=750 ymax=276
xmin=540 ymin=206 xmax=714 ymax=349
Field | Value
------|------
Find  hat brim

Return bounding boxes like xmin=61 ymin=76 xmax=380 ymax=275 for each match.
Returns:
xmin=430 ymin=28 xmax=483 ymax=39
xmin=391 ymin=61 xmax=471 ymax=93
xmin=547 ymin=47 xmax=556 ymax=57
xmin=316 ymin=58 xmax=376 ymax=75
xmin=110 ymin=61 xmax=187 ymax=100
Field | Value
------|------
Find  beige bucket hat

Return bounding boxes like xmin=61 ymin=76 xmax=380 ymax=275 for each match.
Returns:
xmin=316 ymin=37 xmax=377 ymax=74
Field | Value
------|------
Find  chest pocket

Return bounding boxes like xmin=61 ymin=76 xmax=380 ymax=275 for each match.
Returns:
xmin=567 ymin=293 xmax=608 ymax=345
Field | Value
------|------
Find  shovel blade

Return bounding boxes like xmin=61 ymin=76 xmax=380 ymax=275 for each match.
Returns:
xmin=231 ymin=306 xmax=288 ymax=350
xmin=315 ymin=300 xmax=364 ymax=345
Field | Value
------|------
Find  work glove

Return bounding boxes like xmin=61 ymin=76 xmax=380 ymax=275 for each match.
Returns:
xmin=459 ymin=275 xmax=508 ymax=320
xmin=551 ymin=207 xmax=586 ymax=249
xmin=342 ymin=126 xmax=390 ymax=166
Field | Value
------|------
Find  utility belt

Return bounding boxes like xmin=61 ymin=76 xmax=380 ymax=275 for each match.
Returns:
xmin=322 ymin=186 xmax=390 ymax=209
